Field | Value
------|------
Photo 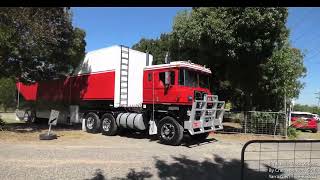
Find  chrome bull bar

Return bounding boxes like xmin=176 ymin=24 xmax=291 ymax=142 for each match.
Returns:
xmin=184 ymin=95 xmax=225 ymax=135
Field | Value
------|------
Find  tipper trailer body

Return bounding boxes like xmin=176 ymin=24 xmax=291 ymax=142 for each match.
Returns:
xmin=16 ymin=45 xmax=225 ymax=145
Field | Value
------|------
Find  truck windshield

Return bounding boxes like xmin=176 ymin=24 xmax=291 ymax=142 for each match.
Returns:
xmin=179 ymin=68 xmax=211 ymax=89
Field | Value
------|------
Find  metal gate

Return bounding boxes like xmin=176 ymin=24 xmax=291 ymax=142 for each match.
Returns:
xmin=241 ymin=140 xmax=320 ymax=180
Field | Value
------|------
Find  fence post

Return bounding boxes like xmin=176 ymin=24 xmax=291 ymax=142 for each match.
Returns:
xmin=284 ymin=112 xmax=288 ymax=138
xmin=244 ymin=111 xmax=247 ymax=134
xmin=273 ymin=113 xmax=278 ymax=137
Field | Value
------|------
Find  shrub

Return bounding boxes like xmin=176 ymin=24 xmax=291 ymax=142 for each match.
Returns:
xmin=287 ymin=126 xmax=299 ymax=139
xmin=242 ymin=112 xmax=286 ymax=135
xmin=0 ymin=115 xmax=5 ymax=130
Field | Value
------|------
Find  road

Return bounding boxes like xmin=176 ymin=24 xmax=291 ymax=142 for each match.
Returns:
xmin=0 ymin=131 xmax=249 ymax=180
xmin=0 ymin=127 xmax=319 ymax=180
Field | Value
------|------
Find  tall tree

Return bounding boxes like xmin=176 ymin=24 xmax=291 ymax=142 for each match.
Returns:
xmin=132 ymin=33 xmax=171 ymax=65
xmin=0 ymin=7 xmax=86 ymax=83
xmin=171 ymin=7 xmax=290 ymax=110
xmin=0 ymin=78 xmax=16 ymax=112
xmin=257 ymin=44 xmax=306 ymax=111
xmin=132 ymin=7 xmax=306 ymax=111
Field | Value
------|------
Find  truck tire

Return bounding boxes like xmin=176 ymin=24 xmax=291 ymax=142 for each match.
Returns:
xmin=24 ymin=110 xmax=37 ymax=123
xmin=85 ymin=112 xmax=101 ymax=133
xmin=190 ymin=132 xmax=210 ymax=141
xmin=101 ymin=113 xmax=118 ymax=136
xmin=312 ymin=129 xmax=318 ymax=133
xmin=158 ymin=116 xmax=184 ymax=146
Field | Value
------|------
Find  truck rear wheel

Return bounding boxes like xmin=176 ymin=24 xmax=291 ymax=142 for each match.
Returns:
xmin=101 ymin=113 xmax=118 ymax=136
xmin=85 ymin=112 xmax=101 ymax=133
xmin=158 ymin=116 xmax=184 ymax=146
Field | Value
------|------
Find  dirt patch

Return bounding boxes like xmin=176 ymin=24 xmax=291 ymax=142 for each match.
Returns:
xmin=0 ymin=127 xmax=92 ymax=143
xmin=212 ymin=132 xmax=283 ymax=142
xmin=297 ymin=131 xmax=320 ymax=140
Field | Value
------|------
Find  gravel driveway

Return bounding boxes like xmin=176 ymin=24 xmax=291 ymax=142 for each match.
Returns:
xmin=1 ymin=113 xmax=319 ymax=180
xmin=0 ymin=128 xmax=261 ymax=180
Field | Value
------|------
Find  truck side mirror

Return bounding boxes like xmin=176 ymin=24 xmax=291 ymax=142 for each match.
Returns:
xmin=165 ymin=71 xmax=170 ymax=86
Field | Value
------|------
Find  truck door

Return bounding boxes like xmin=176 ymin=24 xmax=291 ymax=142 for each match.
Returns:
xmin=156 ymin=70 xmax=177 ymax=103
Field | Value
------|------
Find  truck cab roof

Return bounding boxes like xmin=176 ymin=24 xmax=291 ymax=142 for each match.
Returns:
xmin=144 ymin=61 xmax=212 ymax=74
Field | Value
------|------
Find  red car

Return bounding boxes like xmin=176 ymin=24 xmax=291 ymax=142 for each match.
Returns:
xmin=291 ymin=112 xmax=318 ymax=133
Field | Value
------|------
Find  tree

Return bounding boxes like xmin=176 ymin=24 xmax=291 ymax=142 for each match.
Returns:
xmin=171 ymin=7 xmax=292 ymax=111
xmin=257 ymin=44 xmax=306 ymax=111
xmin=0 ymin=7 xmax=86 ymax=83
xmin=133 ymin=7 xmax=307 ymax=111
xmin=0 ymin=78 xmax=16 ymax=112
xmin=293 ymin=104 xmax=320 ymax=115
xmin=132 ymin=33 xmax=171 ymax=65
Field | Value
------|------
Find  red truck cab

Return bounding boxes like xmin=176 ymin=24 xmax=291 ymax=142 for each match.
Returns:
xmin=143 ymin=61 xmax=212 ymax=105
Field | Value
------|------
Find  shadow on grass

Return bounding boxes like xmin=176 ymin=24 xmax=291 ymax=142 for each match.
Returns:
xmin=87 ymin=168 xmax=153 ymax=180
xmin=117 ymin=130 xmax=219 ymax=147
xmin=117 ymin=130 xmax=158 ymax=142
xmin=216 ymin=124 xmax=243 ymax=133
xmin=87 ymin=155 xmax=292 ymax=180
xmin=1 ymin=120 xmax=82 ymax=133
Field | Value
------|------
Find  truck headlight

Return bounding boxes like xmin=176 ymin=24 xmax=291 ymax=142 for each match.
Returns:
xmin=188 ymin=96 xmax=193 ymax=102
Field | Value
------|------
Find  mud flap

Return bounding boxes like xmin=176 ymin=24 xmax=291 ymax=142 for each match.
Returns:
xmin=149 ymin=120 xmax=157 ymax=135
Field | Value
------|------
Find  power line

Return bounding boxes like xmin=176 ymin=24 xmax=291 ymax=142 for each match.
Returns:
xmin=304 ymin=49 xmax=320 ymax=62
xmin=292 ymin=29 xmax=320 ymax=46
xmin=289 ymin=9 xmax=312 ymax=33
xmin=291 ymin=10 xmax=317 ymax=44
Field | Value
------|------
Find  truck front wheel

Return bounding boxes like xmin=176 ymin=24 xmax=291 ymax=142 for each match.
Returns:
xmin=158 ymin=116 xmax=184 ymax=146
xmin=101 ymin=113 xmax=118 ymax=136
xmin=85 ymin=112 xmax=101 ymax=133
xmin=311 ymin=128 xmax=318 ymax=133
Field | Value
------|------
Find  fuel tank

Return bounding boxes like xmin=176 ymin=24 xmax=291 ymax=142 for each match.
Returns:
xmin=116 ymin=113 xmax=146 ymax=130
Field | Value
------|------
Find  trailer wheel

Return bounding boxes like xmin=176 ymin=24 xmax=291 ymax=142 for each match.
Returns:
xmin=190 ymin=132 xmax=210 ymax=141
xmin=101 ymin=113 xmax=118 ymax=136
xmin=158 ymin=116 xmax=184 ymax=146
xmin=24 ymin=110 xmax=36 ymax=123
xmin=85 ymin=112 xmax=101 ymax=133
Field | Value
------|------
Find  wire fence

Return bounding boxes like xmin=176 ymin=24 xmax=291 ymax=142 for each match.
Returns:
xmin=217 ymin=111 xmax=288 ymax=137
xmin=241 ymin=140 xmax=320 ymax=180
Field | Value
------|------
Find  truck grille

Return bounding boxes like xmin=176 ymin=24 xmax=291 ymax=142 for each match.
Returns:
xmin=194 ymin=91 xmax=207 ymax=100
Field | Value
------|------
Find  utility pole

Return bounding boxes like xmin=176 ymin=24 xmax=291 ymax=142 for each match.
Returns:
xmin=315 ymin=91 xmax=320 ymax=109
xmin=284 ymin=89 xmax=287 ymax=113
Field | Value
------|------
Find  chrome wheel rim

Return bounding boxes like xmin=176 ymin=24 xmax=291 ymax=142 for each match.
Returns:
xmin=87 ymin=117 xmax=94 ymax=129
xmin=102 ymin=118 xmax=111 ymax=132
xmin=161 ymin=123 xmax=175 ymax=140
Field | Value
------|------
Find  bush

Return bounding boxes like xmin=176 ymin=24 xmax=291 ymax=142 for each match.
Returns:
xmin=287 ymin=126 xmax=299 ymax=139
xmin=0 ymin=115 xmax=5 ymax=130
xmin=242 ymin=112 xmax=286 ymax=135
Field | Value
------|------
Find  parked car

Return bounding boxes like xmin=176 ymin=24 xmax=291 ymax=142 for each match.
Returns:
xmin=291 ymin=111 xmax=318 ymax=133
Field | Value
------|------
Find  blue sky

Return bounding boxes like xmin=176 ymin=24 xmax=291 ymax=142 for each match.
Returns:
xmin=72 ymin=7 xmax=320 ymax=106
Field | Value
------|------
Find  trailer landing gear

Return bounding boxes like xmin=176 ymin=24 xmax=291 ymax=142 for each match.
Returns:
xmin=158 ymin=116 xmax=184 ymax=146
